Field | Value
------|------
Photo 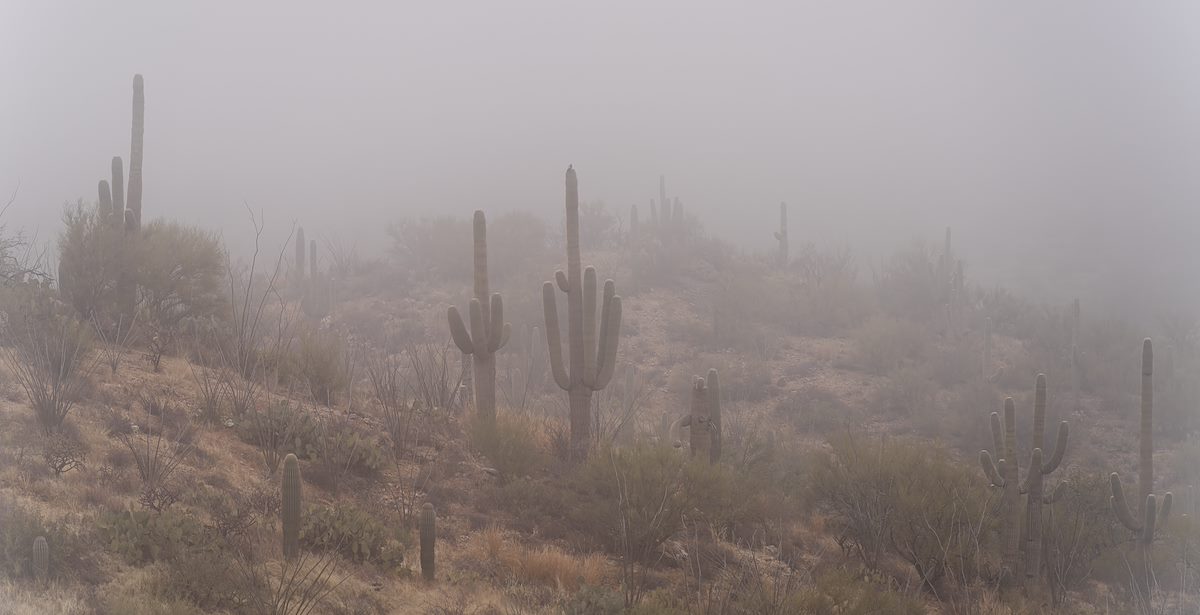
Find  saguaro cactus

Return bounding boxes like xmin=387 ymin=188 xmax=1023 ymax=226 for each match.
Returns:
xmin=707 ymin=368 xmax=722 ymax=462
xmin=1110 ymin=339 xmax=1172 ymax=599
xmin=420 ymin=502 xmax=436 ymax=581
xmin=774 ymin=202 xmax=788 ymax=267
xmin=310 ymin=239 xmax=318 ymax=279
xmin=282 ymin=453 xmax=302 ymax=560
xmin=543 ymin=166 xmax=623 ymax=459
xmin=111 ymin=156 xmax=125 ymax=226
xmin=98 ymin=180 xmax=113 ymax=220
xmin=449 ymin=210 xmax=511 ymax=426
xmin=32 ymin=536 xmax=48 ymax=581
xmin=670 ymin=370 xmax=722 ymax=464
xmin=127 ymin=74 xmax=144 ymax=231
xmin=295 ymin=227 xmax=307 ymax=281
xmin=979 ymin=374 xmax=1069 ymax=586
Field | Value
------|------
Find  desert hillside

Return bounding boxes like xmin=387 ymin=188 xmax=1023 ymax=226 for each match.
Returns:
xmin=2 ymin=146 xmax=1199 ymax=615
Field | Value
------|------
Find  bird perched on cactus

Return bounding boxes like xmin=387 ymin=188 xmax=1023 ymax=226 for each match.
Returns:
xmin=449 ymin=210 xmax=511 ymax=427
xmin=543 ymin=166 xmax=622 ymax=460
xmin=1110 ymin=339 xmax=1172 ymax=599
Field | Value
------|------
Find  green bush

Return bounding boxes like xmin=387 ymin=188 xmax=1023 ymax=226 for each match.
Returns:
xmin=300 ymin=504 xmax=403 ymax=567
xmin=810 ymin=434 xmax=993 ymax=591
xmin=470 ymin=412 xmax=547 ymax=481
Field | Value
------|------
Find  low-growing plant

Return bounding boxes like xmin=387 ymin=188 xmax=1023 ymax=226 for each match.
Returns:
xmin=2 ymin=313 xmax=98 ymax=434
xmin=470 ymin=411 xmax=547 ymax=481
xmin=41 ymin=432 xmax=86 ymax=476
xmin=300 ymin=504 xmax=403 ymax=568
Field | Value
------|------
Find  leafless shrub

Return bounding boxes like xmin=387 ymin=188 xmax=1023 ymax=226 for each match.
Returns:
xmin=116 ymin=393 xmax=195 ymax=511
xmin=244 ymin=397 xmax=310 ymax=476
xmin=91 ymin=312 xmax=137 ymax=376
xmin=367 ymin=347 xmax=421 ymax=459
xmin=2 ymin=314 xmax=98 ymax=434
xmin=408 ymin=342 xmax=465 ymax=416
xmin=189 ymin=340 xmax=231 ymax=425
xmin=240 ymin=538 xmax=349 ymax=615
xmin=42 ymin=433 xmax=86 ymax=476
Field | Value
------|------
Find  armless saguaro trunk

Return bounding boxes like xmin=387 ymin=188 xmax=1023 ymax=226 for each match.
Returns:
xmin=126 ymin=74 xmax=145 ymax=231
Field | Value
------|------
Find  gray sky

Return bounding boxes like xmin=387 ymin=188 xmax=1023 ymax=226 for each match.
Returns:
xmin=2 ymin=2 xmax=1198 ymax=319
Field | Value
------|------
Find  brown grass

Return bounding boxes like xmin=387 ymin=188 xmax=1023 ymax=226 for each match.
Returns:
xmin=469 ymin=526 xmax=609 ymax=591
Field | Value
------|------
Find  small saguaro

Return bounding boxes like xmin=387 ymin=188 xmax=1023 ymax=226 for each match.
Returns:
xmin=670 ymin=369 xmax=722 ymax=464
xmin=420 ymin=502 xmax=436 ymax=581
xmin=32 ymin=536 xmax=48 ymax=582
xmin=282 ymin=453 xmax=302 ymax=560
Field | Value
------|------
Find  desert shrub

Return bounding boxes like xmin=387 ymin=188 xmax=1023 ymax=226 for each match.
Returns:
xmin=485 ymin=477 xmax=595 ymax=545
xmin=810 ymin=433 xmax=994 ymax=591
xmin=788 ymin=242 xmax=871 ymax=336
xmin=576 ymin=444 xmax=703 ymax=560
xmin=875 ymin=240 xmax=944 ymax=323
xmin=237 ymin=400 xmax=318 ymax=474
xmin=775 ymin=384 xmax=857 ymax=433
xmin=136 ymin=220 xmax=225 ymax=349
xmin=155 ymin=546 xmax=263 ymax=612
xmin=298 ymin=327 xmax=347 ymax=406
xmin=99 ymin=507 xmax=211 ymax=565
xmin=1043 ymin=470 xmax=1124 ymax=606
xmin=0 ymin=499 xmax=94 ymax=582
xmin=41 ymin=432 xmax=86 ymax=476
xmin=2 ymin=313 xmax=97 ymax=434
xmin=305 ymin=414 xmax=387 ymax=490
xmin=562 ymin=585 xmax=624 ymax=615
xmin=790 ymin=569 xmax=926 ymax=615
xmin=387 ymin=216 xmax=471 ymax=282
xmin=873 ymin=365 xmax=936 ymax=418
xmin=851 ymin=315 xmax=927 ymax=375
xmin=56 ymin=202 xmax=133 ymax=318
xmin=300 ymin=504 xmax=404 ymax=568
xmin=470 ymin=412 xmax=547 ymax=481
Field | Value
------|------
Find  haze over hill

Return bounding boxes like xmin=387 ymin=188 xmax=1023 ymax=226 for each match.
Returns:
xmin=3 ymin=1 xmax=1198 ymax=319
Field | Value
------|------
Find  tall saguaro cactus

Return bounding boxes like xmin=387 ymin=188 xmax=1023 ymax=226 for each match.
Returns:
xmin=127 ymin=74 xmax=145 ymax=231
xmin=1110 ymin=339 xmax=1173 ymax=599
xmin=449 ymin=210 xmax=511 ymax=426
xmin=543 ymin=166 xmax=623 ymax=459
xmin=979 ymin=374 xmax=1069 ymax=586
xmin=774 ymin=202 xmax=788 ymax=267
xmin=707 ymin=368 xmax=722 ymax=461
xmin=282 ymin=453 xmax=302 ymax=560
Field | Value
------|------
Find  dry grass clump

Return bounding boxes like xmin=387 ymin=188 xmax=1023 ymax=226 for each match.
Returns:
xmin=470 ymin=526 xmax=609 ymax=591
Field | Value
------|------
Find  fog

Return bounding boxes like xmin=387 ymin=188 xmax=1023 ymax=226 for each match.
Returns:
xmin=3 ymin=1 xmax=1198 ymax=321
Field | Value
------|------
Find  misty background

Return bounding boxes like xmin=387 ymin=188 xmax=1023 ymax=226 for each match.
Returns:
xmin=2 ymin=2 xmax=1197 ymax=324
